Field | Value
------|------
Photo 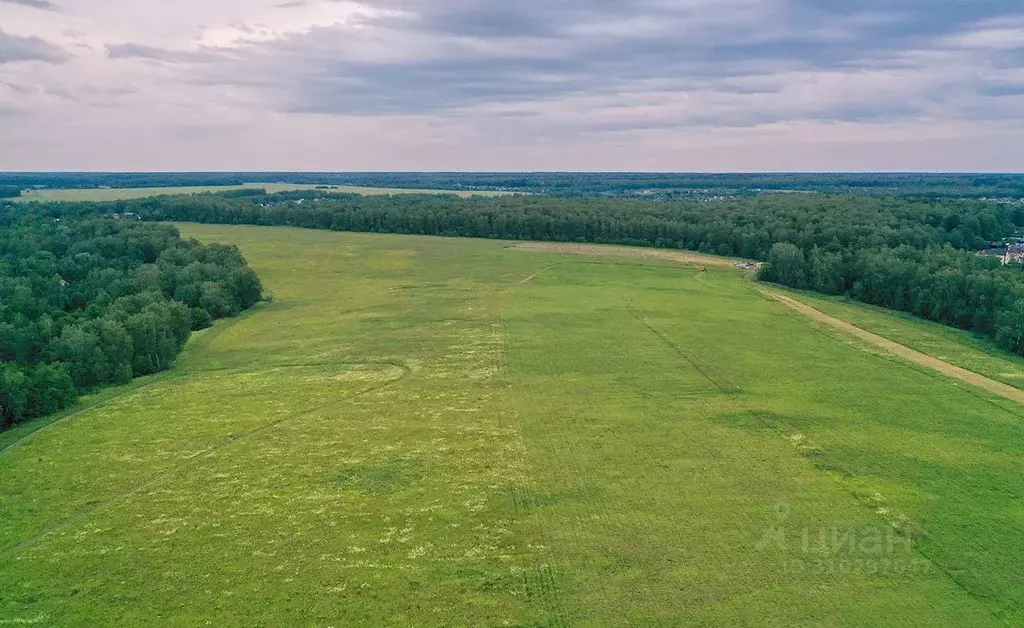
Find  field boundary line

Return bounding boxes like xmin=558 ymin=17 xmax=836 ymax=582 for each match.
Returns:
xmin=0 ymin=362 xmax=410 ymax=560
xmin=762 ymin=289 xmax=1024 ymax=405
xmin=626 ymin=306 xmax=741 ymax=394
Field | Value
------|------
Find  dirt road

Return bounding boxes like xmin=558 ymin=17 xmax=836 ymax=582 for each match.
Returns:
xmin=512 ymin=241 xmax=1024 ymax=405
xmin=767 ymin=292 xmax=1024 ymax=404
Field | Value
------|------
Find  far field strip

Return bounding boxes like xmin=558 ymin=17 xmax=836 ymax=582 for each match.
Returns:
xmin=509 ymin=242 xmax=740 ymax=267
xmin=512 ymin=241 xmax=1024 ymax=406
xmin=14 ymin=183 xmax=511 ymax=202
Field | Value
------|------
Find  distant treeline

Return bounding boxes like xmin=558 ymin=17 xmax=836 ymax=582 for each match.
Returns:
xmin=0 ymin=186 xmax=21 ymax=199
xmin=17 ymin=189 xmax=1024 ymax=354
xmin=2 ymin=172 xmax=1024 ymax=199
xmin=0 ymin=210 xmax=262 ymax=429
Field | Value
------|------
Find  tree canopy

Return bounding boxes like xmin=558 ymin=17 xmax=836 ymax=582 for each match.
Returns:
xmin=0 ymin=210 xmax=261 ymax=428
xmin=13 ymin=187 xmax=1024 ymax=359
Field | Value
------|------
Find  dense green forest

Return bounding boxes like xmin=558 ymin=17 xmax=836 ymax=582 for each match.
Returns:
xmin=0 ymin=210 xmax=262 ymax=429
xmin=2 ymin=172 xmax=1023 ymax=199
xmin=12 ymin=188 xmax=1024 ymax=355
xmin=36 ymin=189 xmax=1022 ymax=250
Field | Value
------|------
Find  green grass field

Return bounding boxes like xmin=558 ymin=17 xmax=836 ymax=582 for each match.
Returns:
xmin=13 ymin=184 xmax=510 ymax=202
xmin=0 ymin=226 xmax=1020 ymax=626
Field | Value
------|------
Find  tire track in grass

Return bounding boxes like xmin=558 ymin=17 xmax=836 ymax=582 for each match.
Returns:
xmin=0 ymin=358 xmax=408 ymax=458
xmin=514 ymin=239 xmax=1024 ymax=406
xmin=498 ymin=282 xmax=614 ymax=627
xmin=496 ymin=285 xmax=572 ymax=627
xmin=0 ymin=362 xmax=409 ymax=560
xmin=0 ymin=373 xmax=191 ymax=458
xmin=0 ymin=303 xmax=270 ymax=457
xmin=743 ymin=410 xmax=1011 ymax=623
xmin=518 ymin=264 xmax=557 ymax=284
xmin=626 ymin=306 xmax=742 ymax=395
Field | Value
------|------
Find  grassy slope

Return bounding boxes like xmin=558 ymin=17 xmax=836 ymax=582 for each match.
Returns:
xmin=13 ymin=184 xmax=509 ymax=202
xmin=0 ymin=226 xmax=1019 ymax=626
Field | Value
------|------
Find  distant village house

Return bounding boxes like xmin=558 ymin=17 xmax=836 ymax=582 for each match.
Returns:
xmin=980 ymin=244 xmax=1024 ymax=265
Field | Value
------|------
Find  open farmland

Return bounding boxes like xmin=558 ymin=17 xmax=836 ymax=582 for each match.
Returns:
xmin=13 ymin=184 xmax=510 ymax=202
xmin=0 ymin=226 xmax=1021 ymax=626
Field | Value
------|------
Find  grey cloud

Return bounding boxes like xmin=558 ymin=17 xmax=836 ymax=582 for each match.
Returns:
xmin=42 ymin=84 xmax=74 ymax=100
xmin=0 ymin=29 xmax=69 ymax=64
xmin=977 ymin=83 xmax=1024 ymax=97
xmin=591 ymin=103 xmax=922 ymax=133
xmin=105 ymin=42 xmax=219 ymax=63
xmin=123 ymin=1 xmax=1024 ymax=133
xmin=194 ymin=4 xmax=900 ymax=119
xmin=0 ymin=0 xmax=59 ymax=10
xmin=0 ymin=79 xmax=34 ymax=94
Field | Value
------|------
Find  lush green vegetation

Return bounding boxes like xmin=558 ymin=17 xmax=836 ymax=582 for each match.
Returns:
xmin=21 ymin=189 xmax=1024 ymax=355
xmin=759 ymin=242 xmax=1024 ymax=349
xmin=13 ymin=183 xmax=320 ymax=203
xmin=0 ymin=226 xmax=1018 ymax=626
xmin=3 ymin=172 xmax=1023 ymax=198
xmin=0 ymin=212 xmax=261 ymax=428
xmin=13 ymin=184 xmax=509 ymax=203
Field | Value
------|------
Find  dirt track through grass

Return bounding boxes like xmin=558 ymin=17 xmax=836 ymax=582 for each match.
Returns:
xmin=766 ymin=292 xmax=1024 ymax=405
xmin=3 ymin=229 xmax=1020 ymax=626
xmin=512 ymin=242 xmax=1024 ymax=406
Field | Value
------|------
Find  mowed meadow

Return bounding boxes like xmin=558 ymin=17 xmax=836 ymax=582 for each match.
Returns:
xmin=0 ymin=225 xmax=1020 ymax=626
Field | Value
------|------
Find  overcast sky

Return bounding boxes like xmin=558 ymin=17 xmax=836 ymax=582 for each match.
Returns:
xmin=1 ymin=0 xmax=1023 ymax=171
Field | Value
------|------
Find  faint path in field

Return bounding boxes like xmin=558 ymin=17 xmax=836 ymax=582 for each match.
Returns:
xmin=512 ymin=240 xmax=1024 ymax=405
xmin=0 ymin=374 xmax=187 ymax=458
xmin=509 ymin=242 xmax=738 ymax=267
xmin=0 ymin=361 xmax=410 ymax=560
xmin=626 ymin=306 xmax=741 ymax=394
xmin=518 ymin=264 xmax=556 ymax=284
xmin=0 ymin=304 xmax=266 ymax=458
xmin=515 ymin=241 xmax=1017 ymax=619
xmin=764 ymin=291 xmax=1024 ymax=405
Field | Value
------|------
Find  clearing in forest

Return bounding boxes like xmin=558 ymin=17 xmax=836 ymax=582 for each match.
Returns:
xmin=0 ymin=227 xmax=1020 ymax=627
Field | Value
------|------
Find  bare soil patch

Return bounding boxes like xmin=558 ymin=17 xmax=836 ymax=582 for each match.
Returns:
xmin=510 ymin=242 xmax=739 ymax=267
